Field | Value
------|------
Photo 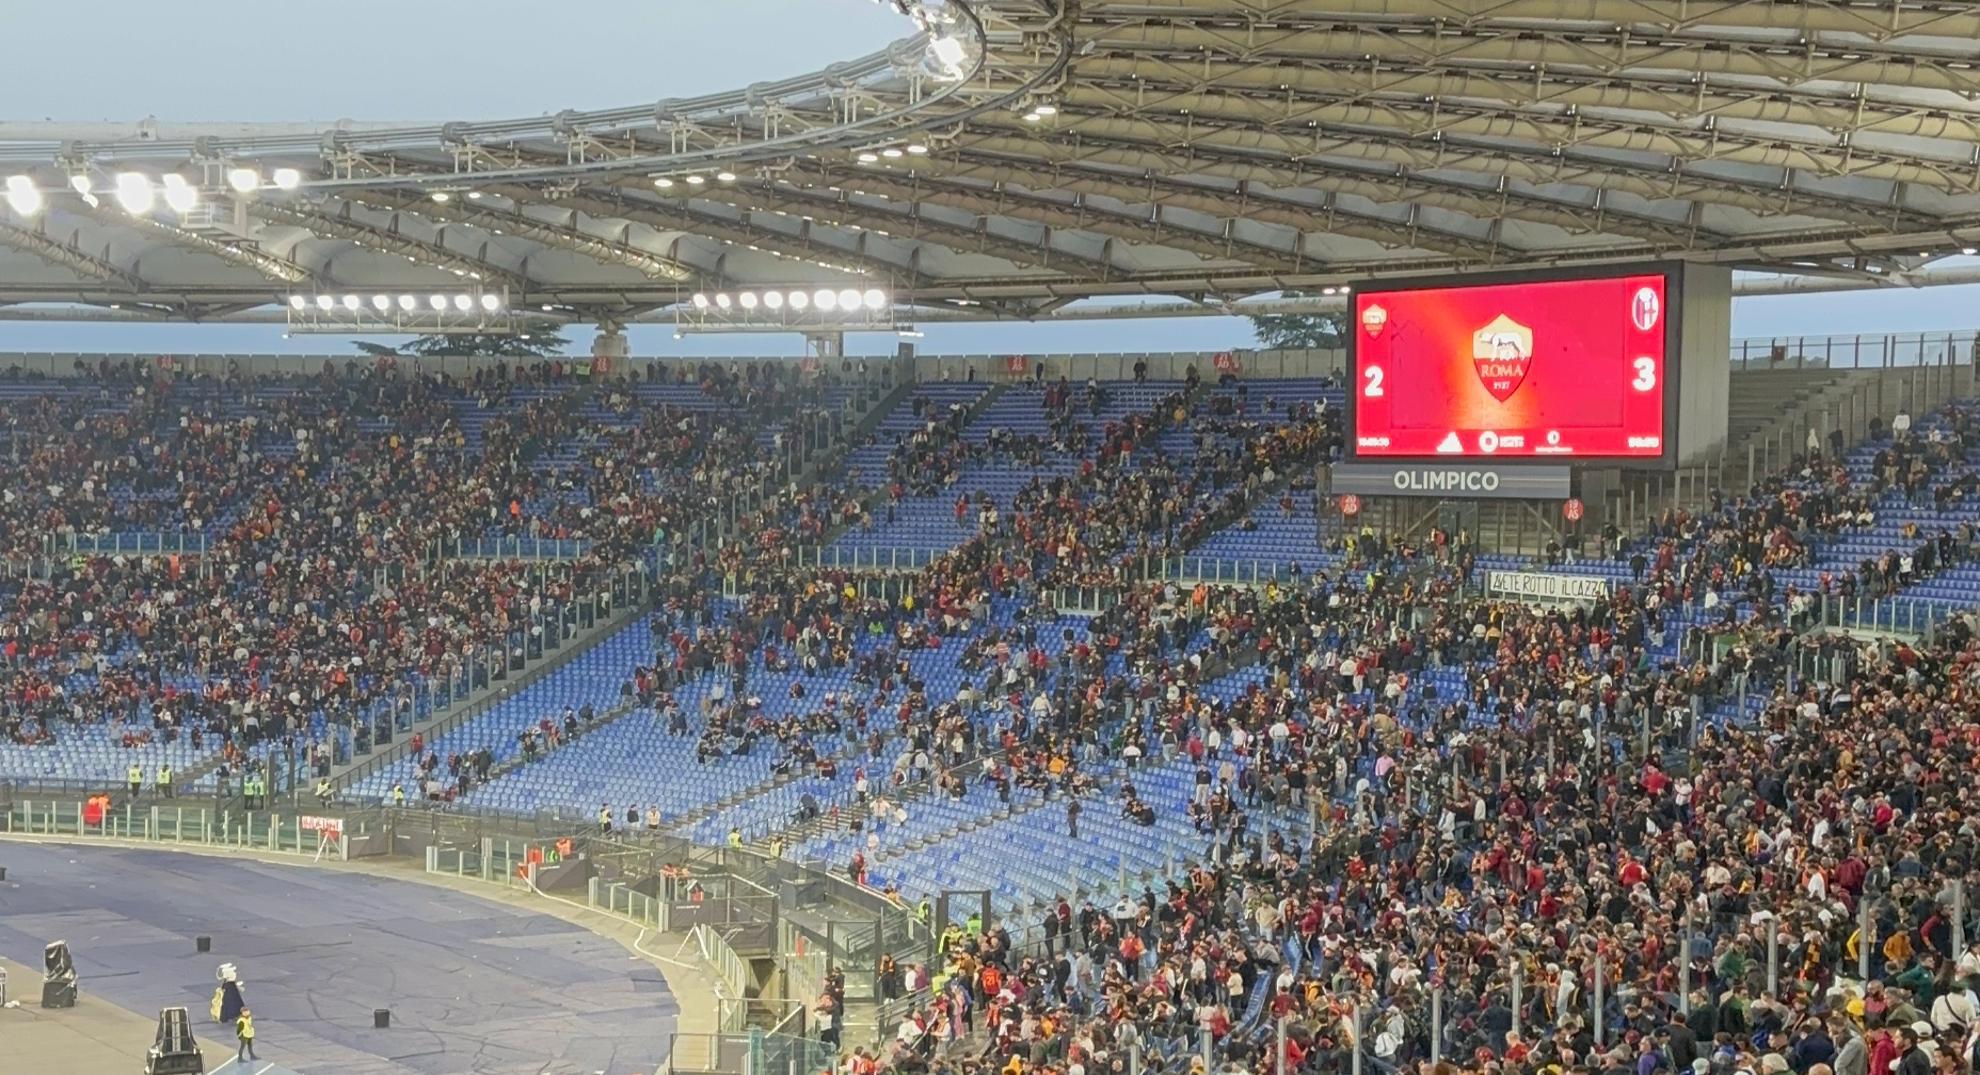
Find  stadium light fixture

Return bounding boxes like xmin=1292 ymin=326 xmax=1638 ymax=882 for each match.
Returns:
xmin=429 ymin=294 xmax=448 ymax=311
xmin=1033 ymin=104 xmax=1058 ymax=116
xmin=905 ymin=144 xmax=928 ymax=155
xmin=763 ymin=290 xmax=784 ymax=310
xmin=862 ymin=288 xmax=888 ymax=310
xmin=4 ymin=175 xmax=42 ymax=217
xmin=314 ymin=295 xmax=334 ymax=312
xmin=837 ymin=288 xmax=861 ymax=311
xmin=814 ymin=288 xmax=838 ymax=311
xmin=691 ymin=292 xmax=710 ymax=309
xmin=685 ymin=175 xmax=706 ymax=186
xmin=929 ymin=35 xmax=967 ymax=71
xmin=160 ymin=174 xmax=198 ymax=214
xmin=881 ymin=148 xmax=903 ymax=159
xmin=479 ymin=293 xmax=501 ymax=312
xmin=68 ymin=174 xmax=91 ymax=196
xmin=714 ymin=292 xmax=732 ymax=309
xmin=226 ymin=167 xmax=260 ymax=194
xmin=288 ymin=295 xmax=306 ymax=310
xmin=270 ymin=167 xmax=302 ymax=191
xmin=654 ymin=177 xmax=675 ymax=189
xmin=451 ymin=294 xmax=472 ymax=312
xmin=738 ymin=291 xmax=758 ymax=309
xmin=397 ymin=295 xmax=418 ymax=311
xmin=1023 ymin=112 xmax=1042 ymax=123
xmin=465 ymin=191 xmax=483 ymax=200
xmin=788 ymin=290 xmax=809 ymax=311
xmin=113 ymin=172 xmax=155 ymax=214
xmin=370 ymin=295 xmax=391 ymax=312
xmin=857 ymin=152 xmax=879 ymax=164
xmin=1965 ymin=246 xmax=1978 ymax=256
xmin=716 ymin=171 xmax=737 ymax=183
xmin=431 ymin=191 xmax=452 ymax=203
xmin=341 ymin=295 xmax=362 ymax=311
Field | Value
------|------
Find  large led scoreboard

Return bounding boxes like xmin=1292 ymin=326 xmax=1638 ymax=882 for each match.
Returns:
xmin=1348 ymin=265 xmax=1681 ymax=466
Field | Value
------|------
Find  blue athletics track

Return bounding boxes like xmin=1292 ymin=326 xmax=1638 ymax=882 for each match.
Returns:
xmin=0 ymin=843 xmax=677 ymax=1075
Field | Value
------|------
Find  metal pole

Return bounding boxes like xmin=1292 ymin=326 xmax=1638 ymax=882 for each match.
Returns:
xmin=1431 ymin=986 xmax=1443 ymax=1064
xmin=1202 ymin=1027 xmax=1213 ymax=1073
xmin=1766 ymin=919 xmax=1780 ymax=997
xmin=1351 ymin=1002 xmax=1363 ymax=1075
xmin=1679 ymin=904 xmax=1692 ymax=1016
xmin=1955 ymin=880 xmax=1968 ymax=956
xmin=1130 ymin=1041 xmax=1141 ymax=1075
xmin=1591 ymin=955 xmax=1604 ymax=1047
xmin=1277 ymin=1015 xmax=1289 ymax=1075
xmin=1512 ymin=963 xmax=1524 ymax=1041
xmin=1858 ymin=891 xmax=1875 ymax=981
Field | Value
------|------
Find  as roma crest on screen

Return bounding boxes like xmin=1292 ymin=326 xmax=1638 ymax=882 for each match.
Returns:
xmin=1360 ymin=303 xmax=1388 ymax=338
xmin=1471 ymin=313 xmax=1534 ymax=402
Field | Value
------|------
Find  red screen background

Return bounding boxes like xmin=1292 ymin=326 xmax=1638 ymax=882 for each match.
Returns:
xmin=1351 ymin=273 xmax=1669 ymax=459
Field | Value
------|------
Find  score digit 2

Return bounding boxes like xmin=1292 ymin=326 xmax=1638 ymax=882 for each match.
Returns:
xmin=1362 ymin=364 xmax=1385 ymax=398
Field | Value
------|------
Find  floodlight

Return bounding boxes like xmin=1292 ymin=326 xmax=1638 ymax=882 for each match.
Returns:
xmin=226 ymin=168 xmax=259 ymax=193
xmin=429 ymin=294 xmax=448 ymax=310
xmin=452 ymin=294 xmax=472 ymax=312
xmin=68 ymin=174 xmax=92 ymax=195
xmin=1034 ymin=104 xmax=1058 ymax=116
xmin=271 ymin=167 xmax=302 ymax=190
xmin=397 ymin=295 xmax=418 ymax=311
xmin=314 ymin=295 xmax=334 ymax=311
xmin=479 ymin=293 xmax=501 ymax=312
xmin=431 ymin=191 xmax=452 ymax=203
xmin=1965 ymin=247 xmax=1978 ymax=256
xmin=788 ymin=290 xmax=809 ymax=311
xmin=882 ymin=148 xmax=903 ymax=159
xmin=113 ymin=173 xmax=155 ymax=214
xmin=288 ymin=295 xmax=306 ymax=310
xmin=738 ymin=291 xmax=758 ymax=309
xmin=862 ymin=288 xmax=887 ymax=310
xmin=714 ymin=292 xmax=732 ymax=309
xmin=905 ymin=144 xmax=929 ymax=155
xmin=685 ymin=175 xmax=706 ymax=185
xmin=370 ymin=295 xmax=391 ymax=312
xmin=930 ymin=36 xmax=967 ymax=69
xmin=763 ymin=290 xmax=784 ymax=310
xmin=837 ymin=288 xmax=861 ymax=311
xmin=716 ymin=171 xmax=737 ymax=183
xmin=1023 ymin=112 xmax=1042 ymax=123
xmin=466 ymin=191 xmax=483 ymax=200
xmin=857 ymin=153 xmax=879 ymax=164
xmin=654 ymin=177 xmax=675 ymax=189
xmin=814 ymin=288 xmax=838 ymax=311
xmin=691 ymin=292 xmax=710 ymax=309
xmin=4 ymin=175 xmax=42 ymax=216
xmin=341 ymin=294 xmax=362 ymax=311
xmin=160 ymin=175 xmax=198 ymax=214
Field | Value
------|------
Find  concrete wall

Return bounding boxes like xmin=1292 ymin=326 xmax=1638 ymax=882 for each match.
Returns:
xmin=1677 ymin=263 xmax=1734 ymax=464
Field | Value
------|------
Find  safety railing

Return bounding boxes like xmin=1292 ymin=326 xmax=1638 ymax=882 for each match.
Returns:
xmin=1732 ymin=329 xmax=1976 ymax=370
xmin=2 ymin=800 xmax=351 ymax=860
xmin=439 ymin=535 xmax=594 ymax=560
xmin=46 ymin=531 xmax=212 ymax=557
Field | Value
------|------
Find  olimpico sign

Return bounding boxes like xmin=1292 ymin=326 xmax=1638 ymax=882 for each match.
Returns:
xmin=1330 ymin=463 xmax=1571 ymax=499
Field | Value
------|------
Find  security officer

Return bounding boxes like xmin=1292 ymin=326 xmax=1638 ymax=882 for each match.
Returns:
xmin=234 ymin=1007 xmax=257 ymax=1062
xmin=316 ymin=778 xmax=334 ymax=806
xmin=156 ymin=763 xmax=173 ymax=799
xmin=726 ymin=826 xmax=743 ymax=849
xmin=128 ymin=762 xmax=143 ymax=798
xmin=390 ymin=783 xmax=406 ymax=807
xmin=244 ymin=774 xmax=263 ymax=810
xmin=916 ymin=898 xmax=933 ymax=926
xmin=597 ymin=803 xmax=613 ymax=834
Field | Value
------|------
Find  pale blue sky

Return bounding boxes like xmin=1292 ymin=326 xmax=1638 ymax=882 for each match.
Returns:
xmin=3 ymin=0 xmax=1975 ymax=357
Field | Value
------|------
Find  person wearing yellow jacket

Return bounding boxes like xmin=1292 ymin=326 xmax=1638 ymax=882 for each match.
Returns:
xmin=234 ymin=1008 xmax=258 ymax=1062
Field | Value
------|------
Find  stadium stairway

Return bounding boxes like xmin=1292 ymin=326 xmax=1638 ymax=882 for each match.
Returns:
xmin=316 ymin=574 xmax=655 ymax=798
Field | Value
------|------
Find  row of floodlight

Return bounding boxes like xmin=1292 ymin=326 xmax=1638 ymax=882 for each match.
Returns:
xmin=0 ymin=167 xmax=310 ymax=218
xmin=856 ymin=143 xmax=931 ymax=164
xmin=689 ymin=287 xmax=889 ymax=313
xmin=653 ymin=171 xmax=739 ymax=190
xmin=288 ymin=292 xmax=505 ymax=314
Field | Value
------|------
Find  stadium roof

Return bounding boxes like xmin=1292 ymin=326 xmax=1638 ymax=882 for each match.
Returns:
xmin=4 ymin=0 xmax=1980 ymax=329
